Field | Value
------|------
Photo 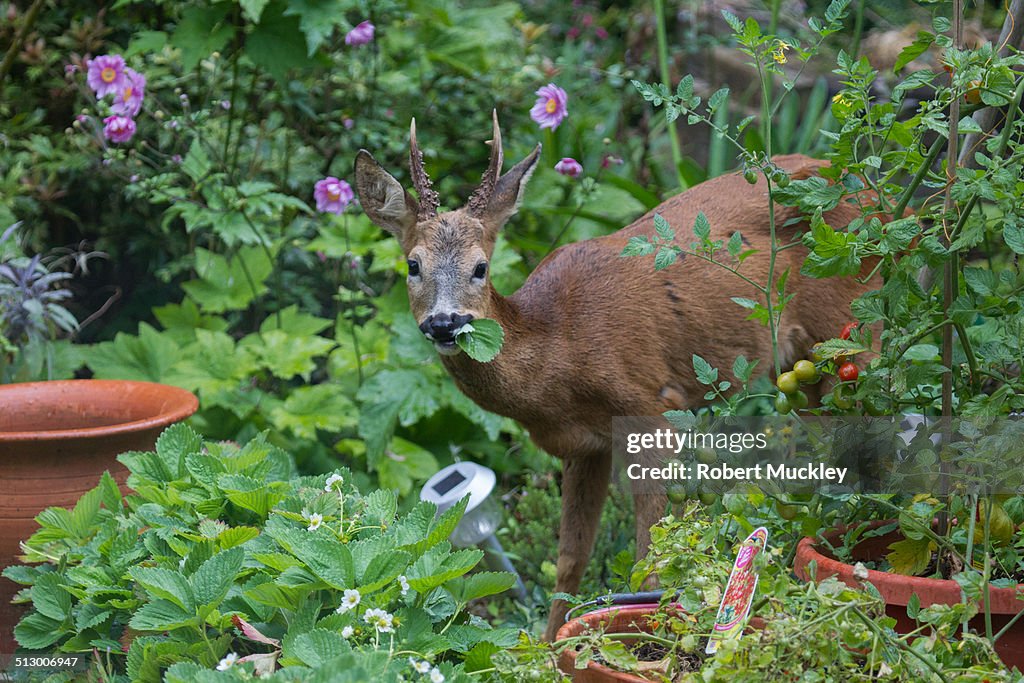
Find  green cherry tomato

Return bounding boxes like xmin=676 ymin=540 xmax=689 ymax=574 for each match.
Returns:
xmin=776 ymin=371 xmax=800 ymax=395
xmin=793 ymin=359 xmax=819 ymax=384
xmin=775 ymin=392 xmax=793 ymax=414
xmin=832 ymin=386 xmax=855 ymax=410
xmin=698 ymin=492 xmax=719 ymax=506
xmin=743 ymin=168 xmax=758 ymax=184
xmin=696 ymin=447 xmax=717 ymax=464
xmin=810 ymin=344 xmax=825 ymax=363
xmin=667 ymin=487 xmax=688 ymax=505
xmin=777 ymin=503 xmax=800 ymax=520
xmin=863 ymin=395 xmax=889 ymax=416
xmin=791 ymin=390 xmax=809 ymax=410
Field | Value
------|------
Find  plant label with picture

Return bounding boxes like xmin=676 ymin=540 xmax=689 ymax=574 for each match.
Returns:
xmin=706 ymin=526 xmax=768 ymax=655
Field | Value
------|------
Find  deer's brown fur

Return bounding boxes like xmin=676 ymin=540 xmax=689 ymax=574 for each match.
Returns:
xmin=354 ymin=115 xmax=878 ymax=640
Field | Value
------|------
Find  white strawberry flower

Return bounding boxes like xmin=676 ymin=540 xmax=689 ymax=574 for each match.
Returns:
xmin=336 ymin=588 xmax=361 ymax=613
xmin=306 ymin=512 xmax=323 ymax=532
xmin=430 ymin=667 xmax=445 ymax=683
xmin=341 ymin=625 xmax=354 ymax=638
xmin=364 ymin=607 xmax=394 ymax=633
xmin=398 ymin=574 xmax=411 ymax=596
xmin=216 ymin=653 xmax=238 ymax=670
xmin=409 ymin=658 xmax=431 ymax=674
xmin=325 ymin=473 xmax=344 ymax=492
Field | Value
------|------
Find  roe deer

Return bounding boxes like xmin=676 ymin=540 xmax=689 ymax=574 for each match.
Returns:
xmin=353 ymin=112 xmax=878 ymax=640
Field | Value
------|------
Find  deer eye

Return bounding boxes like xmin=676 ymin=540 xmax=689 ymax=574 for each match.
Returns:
xmin=407 ymin=259 xmax=420 ymax=277
xmin=472 ymin=262 xmax=488 ymax=280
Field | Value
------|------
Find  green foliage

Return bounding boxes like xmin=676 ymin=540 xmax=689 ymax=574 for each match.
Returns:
xmin=5 ymin=425 xmax=518 ymax=681
xmin=0 ymin=0 xmax=661 ymax=502
xmin=455 ymin=319 xmax=505 ymax=363
xmin=544 ymin=504 xmax=1015 ymax=681
xmin=498 ymin=476 xmax=635 ymax=600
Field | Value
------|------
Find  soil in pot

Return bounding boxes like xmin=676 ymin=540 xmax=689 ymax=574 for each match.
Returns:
xmin=557 ymin=605 xmax=674 ymax=683
xmin=0 ymin=380 xmax=198 ymax=653
xmin=556 ymin=605 xmax=746 ymax=682
xmin=793 ymin=520 xmax=1024 ymax=670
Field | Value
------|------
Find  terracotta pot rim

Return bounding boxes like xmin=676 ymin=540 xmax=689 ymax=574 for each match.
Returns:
xmin=555 ymin=603 xmax=662 ymax=642
xmin=556 ymin=605 xmax=666 ymax=683
xmin=794 ymin=520 xmax=1024 ymax=605
xmin=0 ymin=379 xmax=198 ymax=442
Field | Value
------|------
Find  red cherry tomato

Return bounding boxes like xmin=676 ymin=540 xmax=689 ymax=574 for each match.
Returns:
xmin=838 ymin=362 xmax=859 ymax=382
xmin=839 ymin=322 xmax=857 ymax=340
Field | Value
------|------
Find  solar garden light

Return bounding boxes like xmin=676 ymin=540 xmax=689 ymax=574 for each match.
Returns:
xmin=420 ymin=462 xmax=529 ymax=603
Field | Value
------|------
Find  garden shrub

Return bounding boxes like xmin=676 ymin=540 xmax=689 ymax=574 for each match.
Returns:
xmin=5 ymin=424 xmax=520 ymax=682
xmin=0 ymin=0 xmax=653 ymax=498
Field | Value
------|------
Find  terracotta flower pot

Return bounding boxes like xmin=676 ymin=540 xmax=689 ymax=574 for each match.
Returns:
xmin=556 ymin=605 xmax=662 ymax=683
xmin=0 ymin=380 xmax=198 ymax=653
xmin=556 ymin=604 xmax=764 ymax=682
xmin=793 ymin=520 xmax=1024 ymax=669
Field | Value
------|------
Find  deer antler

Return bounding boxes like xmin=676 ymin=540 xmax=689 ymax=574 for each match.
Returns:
xmin=467 ymin=110 xmax=504 ymax=216
xmin=409 ymin=118 xmax=439 ymax=220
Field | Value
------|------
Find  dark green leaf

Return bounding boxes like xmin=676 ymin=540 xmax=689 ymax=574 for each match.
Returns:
xmin=894 ymin=31 xmax=934 ymax=73
xmin=191 ymin=546 xmax=245 ymax=612
xmin=692 ymin=354 xmax=718 ymax=385
xmin=245 ymin=2 xmax=310 ymax=80
xmin=128 ymin=599 xmax=196 ymax=631
xmin=171 ymin=5 xmax=234 ymax=71
xmin=693 ymin=212 xmax=711 ymax=241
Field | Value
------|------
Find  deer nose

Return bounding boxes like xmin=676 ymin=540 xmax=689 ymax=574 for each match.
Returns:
xmin=420 ymin=313 xmax=474 ymax=341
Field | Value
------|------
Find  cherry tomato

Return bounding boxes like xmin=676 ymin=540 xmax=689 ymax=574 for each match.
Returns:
xmin=863 ymin=394 xmax=890 ymax=416
xmin=743 ymin=168 xmax=758 ymax=184
xmin=810 ymin=344 xmax=825 ymax=362
xmin=839 ymin=322 xmax=857 ymax=340
xmin=667 ymin=487 xmax=688 ymax=505
xmin=777 ymin=503 xmax=800 ymax=520
xmin=791 ymin=390 xmax=809 ymax=410
xmin=838 ymin=362 xmax=859 ymax=382
xmin=775 ymin=392 xmax=793 ymax=414
xmin=832 ymin=386 xmax=855 ymax=410
xmin=776 ymin=371 xmax=800 ymax=395
xmin=695 ymin=447 xmax=716 ymax=464
xmin=793 ymin=359 xmax=819 ymax=383
xmin=774 ymin=171 xmax=790 ymax=188
xmin=698 ymin=492 xmax=718 ymax=506
xmin=965 ymin=80 xmax=983 ymax=105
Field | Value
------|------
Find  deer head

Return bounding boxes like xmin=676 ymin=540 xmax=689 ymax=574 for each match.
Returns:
xmin=354 ymin=111 xmax=540 ymax=355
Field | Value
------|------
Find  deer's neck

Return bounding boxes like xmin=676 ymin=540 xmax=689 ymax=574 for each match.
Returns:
xmin=439 ymin=285 xmax=551 ymax=422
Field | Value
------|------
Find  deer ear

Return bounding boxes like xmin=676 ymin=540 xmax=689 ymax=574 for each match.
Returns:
xmin=478 ymin=144 xmax=541 ymax=234
xmin=354 ymin=150 xmax=419 ymax=238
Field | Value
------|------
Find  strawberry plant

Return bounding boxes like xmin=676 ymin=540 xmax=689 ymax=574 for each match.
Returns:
xmin=4 ymin=424 xmax=519 ymax=681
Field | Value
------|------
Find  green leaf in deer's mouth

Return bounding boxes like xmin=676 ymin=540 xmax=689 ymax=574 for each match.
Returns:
xmin=455 ymin=318 xmax=505 ymax=363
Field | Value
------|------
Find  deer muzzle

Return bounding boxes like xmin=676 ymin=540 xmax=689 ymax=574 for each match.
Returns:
xmin=420 ymin=312 xmax=475 ymax=351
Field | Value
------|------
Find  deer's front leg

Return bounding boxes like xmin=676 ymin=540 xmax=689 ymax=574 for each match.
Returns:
xmin=543 ymin=448 xmax=613 ymax=641
xmin=633 ymin=486 xmax=668 ymax=590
